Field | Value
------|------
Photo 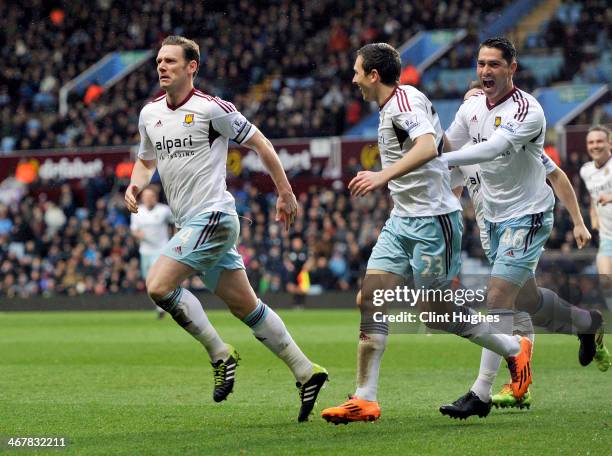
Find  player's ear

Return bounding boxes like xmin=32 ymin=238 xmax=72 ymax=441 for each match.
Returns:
xmin=189 ymin=60 xmax=198 ymax=77
xmin=369 ymin=69 xmax=380 ymax=83
xmin=510 ymin=60 xmax=517 ymax=75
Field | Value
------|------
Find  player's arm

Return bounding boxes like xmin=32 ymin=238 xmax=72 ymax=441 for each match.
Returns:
xmin=126 ymin=112 xmax=157 ymax=214
xmin=349 ymin=133 xmax=437 ymax=197
xmin=590 ymin=200 xmax=600 ymax=231
xmin=441 ymin=134 xmax=510 ymax=167
xmin=547 ymin=168 xmax=591 ymax=248
xmin=212 ymin=103 xmax=297 ymax=229
xmin=131 ymin=230 xmax=145 ymax=240
xmin=597 ymin=193 xmax=612 ymax=206
xmin=125 ymin=158 xmax=157 ymax=213
xmin=444 ymin=105 xmax=471 ymax=152
xmin=243 ymin=130 xmax=297 ymax=230
xmin=349 ymin=95 xmax=440 ymax=197
xmin=444 ymin=104 xmax=545 ymax=167
xmin=450 ymin=167 xmax=464 ymax=198
xmin=129 ymin=214 xmax=145 ymax=240
xmin=130 ymin=225 xmax=146 ymax=241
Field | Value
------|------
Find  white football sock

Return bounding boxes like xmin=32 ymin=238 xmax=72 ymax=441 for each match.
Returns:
xmin=450 ymin=306 xmax=520 ymax=356
xmin=160 ymin=288 xmax=229 ymax=362
xmin=354 ymin=332 xmax=387 ymax=401
xmin=513 ymin=311 xmax=535 ymax=342
xmin=471 ymin=310 xmax=514 ymax=401
xmin=243 ymin=300 xmax=313 ymax=383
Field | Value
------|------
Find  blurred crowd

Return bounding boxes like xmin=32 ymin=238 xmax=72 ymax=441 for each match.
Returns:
xmin=1 ymin=0 xmax=510 ymax=152
xmin=526 ymin=0 xmax=610 ymax=83
xmin=0 ymin=164 xmax=598 ymax=298
xmin=1 ymin=1 xmax=607 ymax=153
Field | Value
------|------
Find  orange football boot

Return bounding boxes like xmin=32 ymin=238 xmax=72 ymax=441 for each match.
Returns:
xmin=321 ymin=396 xmax=381 ymax=424
xmin=505 ymin=336 xmax=533 ymax=399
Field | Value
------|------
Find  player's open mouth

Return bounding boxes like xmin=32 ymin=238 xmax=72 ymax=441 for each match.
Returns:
xmin=482 ymin=79 xmax=495 ymax=89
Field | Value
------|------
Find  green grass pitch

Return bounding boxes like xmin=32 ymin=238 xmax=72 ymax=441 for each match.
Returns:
xmin=1 ymin=310 xmax=610 ymax=455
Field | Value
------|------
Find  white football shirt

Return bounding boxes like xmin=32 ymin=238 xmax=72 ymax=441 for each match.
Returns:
xmin=580 ymin=157 xmax=612 ymax=240
xmin=445 ymin=87 xmax=554 ymax=222
xmin=130 ymin=203 xmax=173 ymax=255
xmin=378 ymin=85 xmax=461 ymax=217
xmin=137 ymin=88 xmax=256 ymax=227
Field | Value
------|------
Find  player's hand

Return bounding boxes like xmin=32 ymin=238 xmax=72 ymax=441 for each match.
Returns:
xmin=348 ymin=171 xmax=387 ymax=197
xmin=125 ymin=184 xmax=140 ymax=213
xmin=573 ymin=223 xmax=592 ymax=249
xmin=276 ymin=190 xmax=298 ymax=231
xmin=598 ymin=193 xmax=612 ymax=206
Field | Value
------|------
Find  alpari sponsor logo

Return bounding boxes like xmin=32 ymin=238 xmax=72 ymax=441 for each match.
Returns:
xmin=155 ymin=135 xmax=196 ymax=160
xmin=472 ymin=133 xmax=488 ymax=144
xmin=467 ymin=172 xmax=481 ymax=190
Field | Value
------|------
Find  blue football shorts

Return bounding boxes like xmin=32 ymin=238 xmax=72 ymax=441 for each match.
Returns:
xmin=598 ymin=238 xmax=612 ymax=258
xmin=367 ymin=211 xmax=463 ymax=289
xmin=485 ymin=211 xmax=553 ymax=287
xmin=162 ymin=211 xmax=244 ymax=292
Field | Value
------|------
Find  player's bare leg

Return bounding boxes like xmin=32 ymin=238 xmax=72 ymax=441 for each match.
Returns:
xmin=515 ymin=279 xmax=606 ymax=366
xmin=215 ymin=268 xmax=327 ymax=421
xmin=322 ymin=271 xmax=397 ymax=424
xmin=440 ymin=277 xmax=533 ymax=419
xmin=597 ymin=254 xmax=612 ymax=310
xmin=146 ymin=255 xmax=236 ymax=401
xmin=594 ymin=255 xmax=612 ymax=371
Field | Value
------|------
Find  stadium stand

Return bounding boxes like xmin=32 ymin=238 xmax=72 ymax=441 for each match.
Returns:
xmin=0 ymin=0 xmax=511 ymax=152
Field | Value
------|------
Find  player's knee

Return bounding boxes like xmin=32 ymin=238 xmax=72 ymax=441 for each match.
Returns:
xmin=219 ymin=285 xmax=258 ymax=320
xmin=515 ymin=289 xmax=539 ymax=312
xmin=356 ymin=290 xmax=362 ymax=309
xmin=228 ymin=300 xmax=252 ymax=320
xmin=485 ymin=286 xmax=514 ymax=310
xmin=359 ymin=282 xmax=379 ymax=313
xmin=359 ymin=273 xmax=403 ymax=314
xmin=146 ymin=274 xmax=173 ymax=302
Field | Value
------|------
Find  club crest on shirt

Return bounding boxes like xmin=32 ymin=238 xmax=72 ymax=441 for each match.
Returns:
xmin=494 ymin=116 xmax=501 ymax=128
xmin=183 ymin=113 xmax=195 ymax=127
